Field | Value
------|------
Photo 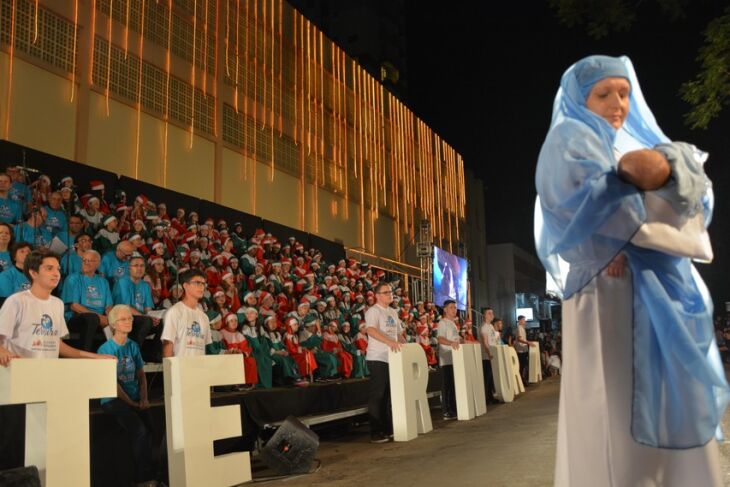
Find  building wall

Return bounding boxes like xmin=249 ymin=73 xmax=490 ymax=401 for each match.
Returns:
xmin=0 ymin=0 xmax=460 ymax=271
xmin=486 ymin=243 xmax=516 ymax=326
xmin=486 ymin=242 xmax=546 ymax=328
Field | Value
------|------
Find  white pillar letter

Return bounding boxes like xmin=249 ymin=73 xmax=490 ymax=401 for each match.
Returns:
xmin=163 ymin=355 xmax=251 ymax=487
xmin=389 ymin=344 xmax=433 ymax=442
xmin=452 ymin=343 xmax=487 ymax=420
xmin=0 ymin=359 xmax=116 ymax=487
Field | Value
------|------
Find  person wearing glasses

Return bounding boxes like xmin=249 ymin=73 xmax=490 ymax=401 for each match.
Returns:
xmin=112 ymin=255 xmax=161 ymax=362
xmin=61 ymin=249 xmax=113 ymax=351
xmin=61 ymin=233 xmax=93 ymax=276
xmin=161 ymin=268 xmax=212 ymax=357
xmin=365 ymin=282 xmax=404 ymax=444
xmin=100 ymin=240 xmax=134 ymax=285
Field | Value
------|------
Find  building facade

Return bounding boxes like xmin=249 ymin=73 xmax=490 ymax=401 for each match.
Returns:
xmin=0 ymin=0 xmax=486 ymax=301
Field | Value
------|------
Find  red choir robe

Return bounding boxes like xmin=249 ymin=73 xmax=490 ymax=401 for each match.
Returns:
xmin=417 ymin=325 xmax=438 ymax=366
xmin=284 ymin=329 xmax=318 ymax=378
xmin=321 ymin=331 xmax=353 ymax=378
xmin=220 ymin=329 xmax=258 ymax=384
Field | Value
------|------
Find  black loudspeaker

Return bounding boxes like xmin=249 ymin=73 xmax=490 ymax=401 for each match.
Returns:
xmin=260 ymin=416 xmax=319 ymax=475
xmin=0 ymin=466 xmax=41 ymax=487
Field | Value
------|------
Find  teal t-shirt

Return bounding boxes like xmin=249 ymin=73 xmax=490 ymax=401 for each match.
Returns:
xmin=97 ymin=338 xmax=144 ymax=405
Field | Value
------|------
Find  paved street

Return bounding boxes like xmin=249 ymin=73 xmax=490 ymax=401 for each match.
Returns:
xmin=256 ymin=377 xmax=730 ymax=486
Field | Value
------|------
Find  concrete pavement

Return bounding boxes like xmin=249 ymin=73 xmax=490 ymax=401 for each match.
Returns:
xmin=257 ymin=376 xmax=730 ymax=486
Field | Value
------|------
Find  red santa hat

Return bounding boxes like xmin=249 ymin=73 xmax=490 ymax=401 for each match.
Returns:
xmin=258 ymin=291 xmax=272 ymax=307
xmin=135 ymin=194 xmax=149 ymax=206
xmin=83 ymin=195 xmax=99 ymax=208
xmin=89 ymin=180 xmax=105 ymax=191
xmin=152 ymin=242 xmax=165 ymax=251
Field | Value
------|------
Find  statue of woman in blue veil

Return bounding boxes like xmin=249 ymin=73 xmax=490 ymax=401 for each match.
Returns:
xmin=535 ymin=55 xmax=729 ymax=486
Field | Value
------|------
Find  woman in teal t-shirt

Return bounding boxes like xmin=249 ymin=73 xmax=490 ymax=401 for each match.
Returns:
xmin=97 ymin=304 xmax=157 ymax=485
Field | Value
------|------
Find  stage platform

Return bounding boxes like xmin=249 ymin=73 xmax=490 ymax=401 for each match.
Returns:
xmin=0 ymin=369 xmax=443 ymax=487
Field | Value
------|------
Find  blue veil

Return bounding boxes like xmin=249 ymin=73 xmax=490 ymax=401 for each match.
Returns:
xmin=534 ymin=55 xmax=729 ymax=448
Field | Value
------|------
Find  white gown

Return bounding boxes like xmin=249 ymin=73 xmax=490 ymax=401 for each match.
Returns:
xmin=554 ymin=140 xmax=722 ymax=486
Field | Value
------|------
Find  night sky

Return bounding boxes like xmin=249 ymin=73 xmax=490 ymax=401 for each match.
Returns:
xmin=405 ymin=1 xmax=730 ymax=309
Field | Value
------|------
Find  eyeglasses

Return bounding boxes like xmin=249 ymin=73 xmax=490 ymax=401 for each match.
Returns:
xmin=129 ymin=264 xmax=145 ymax=268
xmin=187 ymin=280 xmax=207 ymax=286
xmin=377 ymin=290 xmax=393 ymax=295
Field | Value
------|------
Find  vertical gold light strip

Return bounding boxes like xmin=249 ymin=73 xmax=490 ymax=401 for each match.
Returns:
xmin=4 ymin=0 xmax=17 ymax=139
xmin=233 ymin=0 xmax=240 ymax=112
xmin=260 ymin=0 xmax=266 ymax=129
xmin=269 ymin=0 xmax=275 ymax=180
xmin=70 ymin=0 xmax=79 ymax=102
xmin=354 ymin=62 xmax=364 ymax=247
xmin=299 ymin=13 xmax=306 ymax=229
xmin=124 ymin=0 xmax=130 ymax=57
xmin=253 ymin=0 xmax=258 ymax=129
xmin=277 ymin=0 xmax=283 ymax=136
xmin=213 ymin=0 xmax=219 ymax=136
xmin=163 ymin=0 xmax=172 ymax=187
xmin=189 ymin=0 xmax=198 ymax=148
xmin=306 ymin=19 xmax=311 ymax=156
xmin=312 ymin=27 xmax=320 ymax=233
xmin=342 ymin=50 xmax=349 ymax=219
xmin=134 ymin=0 xmax=146 ymax=179
xmin=318 ymin=31 xmax=324 ymax=188
xmin=225 ymin=0 xmax=231 ymax=77
xmin=89 ymin=0 xmax=96 ymax=85
xmin=293 ymin=9 xmax=297 ymax=142
xmin=104 ymin=0 xmax=113 ymax=114
xmin=330 ymin=43 xmax=341 ymax=193
xmin=33 ymin=0 xmax=39 ymax=43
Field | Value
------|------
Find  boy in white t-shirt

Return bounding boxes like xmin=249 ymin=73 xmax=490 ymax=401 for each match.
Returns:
xmin=365 ymin=282 xmax=405 ymax=444
xmin=161 ymin=269 xmax=212 ymax=358
xmin=479 ymin=307 xmax=497 ymax=404
xmin=0 ymin=248 xmax=114 ymax=365
xmin=437 ymin=299 xmax=461 ymax=420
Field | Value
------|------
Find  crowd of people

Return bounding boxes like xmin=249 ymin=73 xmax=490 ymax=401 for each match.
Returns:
xmin=0 ymin=168 xmax=563 ymax=381
xmin=0 ymin=166 xmax=563 ymax=485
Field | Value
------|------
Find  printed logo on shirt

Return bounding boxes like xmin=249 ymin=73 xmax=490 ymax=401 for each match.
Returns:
xmin=186 ymin=321 xmax=202 ymax=338
xmin=0 ymin=204 xmax=13 ymax=219
xmin=115 ymin=266 xmax=125 ymax=277
xmin=32 ymin=314 xmax=58 ymax=336
xmin=21 ymin=282 xmax=31 ymax=291
xmin=134 ymin=291 xmax=144 ymax=311
xmin=119 ymin=356 xmax=135 ymax=382
xmin=85 ymin=285 xmax=102 ymax=307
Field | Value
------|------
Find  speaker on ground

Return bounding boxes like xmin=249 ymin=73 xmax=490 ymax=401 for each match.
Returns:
xmin=260 ymin=416 xmax=319 ymax=475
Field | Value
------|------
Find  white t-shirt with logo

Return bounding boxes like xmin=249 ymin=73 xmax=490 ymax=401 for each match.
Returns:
xmin=0 ymin=290 xmax=69 ymax=358
xmin=365 ymin=304 xmax=402 ymax=363
xmin=437 ymin=318 xmax=460 ymax=366
xmin=161 ymin=301 xmax=212 ymax=356
xmin=514 ymin=325 xmax=528 ymax=353
xmin=480 ymin=322 xmax=499 ymax=358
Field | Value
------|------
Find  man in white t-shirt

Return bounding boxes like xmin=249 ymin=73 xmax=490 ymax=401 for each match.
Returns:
xmin=365 ymin=282 xmax=404 ymax=444
xmin=513 ymin=315 xmax=535 ymax=383
xmin=0 ymin=248 xmax=114 ymax=364
xmin=161 ymin=269 xmax=212 ymax=357
xmin=437 ymin=300 xmax=461 ymax=420
xmin=479 ymin=307 xmax=497 ymax=404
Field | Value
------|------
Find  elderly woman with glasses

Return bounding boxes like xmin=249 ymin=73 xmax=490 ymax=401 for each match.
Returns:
xmin=535 ymin=55 xmax=728 ymax=486
xmin=97 ymin=304 xmax=158 ymax=486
